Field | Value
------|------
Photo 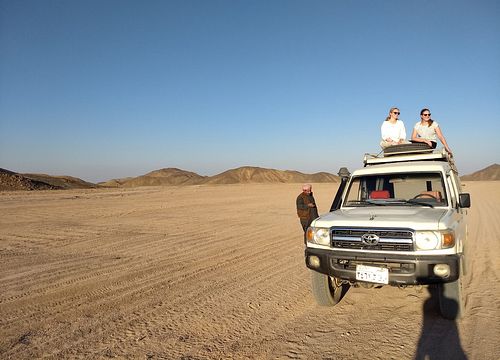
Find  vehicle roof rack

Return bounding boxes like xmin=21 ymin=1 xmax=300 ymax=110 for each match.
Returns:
xmin=363 ymin=147 xmax=457 ymax=171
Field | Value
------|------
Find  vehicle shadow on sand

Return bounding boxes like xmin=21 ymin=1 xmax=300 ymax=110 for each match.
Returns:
xmin=414 ymin=286 xmax=467 ymax=360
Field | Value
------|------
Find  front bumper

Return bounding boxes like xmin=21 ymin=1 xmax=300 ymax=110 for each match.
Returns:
xmin=305 ymin=247 xmax=461 ymax=285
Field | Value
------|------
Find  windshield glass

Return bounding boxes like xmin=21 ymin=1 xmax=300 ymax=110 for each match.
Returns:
xmin=344 ymin=172 xmax=447 ymax=207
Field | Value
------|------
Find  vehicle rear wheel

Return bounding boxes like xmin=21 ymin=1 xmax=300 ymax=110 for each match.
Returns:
xmin=310 ymin=271 xmax=348 ymax=306
xmin=438 ymin=278 xmax=464 ymax=320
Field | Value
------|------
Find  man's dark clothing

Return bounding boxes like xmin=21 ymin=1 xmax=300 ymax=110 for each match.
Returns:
xmin=296 ymin=192 xmax=319 ymax=232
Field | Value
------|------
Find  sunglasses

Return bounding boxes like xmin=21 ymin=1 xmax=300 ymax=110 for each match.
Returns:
xmin=393 ymin=112 xmax=400 ymax=115
xmin=422 ymin=113 xmax=431 ymax=116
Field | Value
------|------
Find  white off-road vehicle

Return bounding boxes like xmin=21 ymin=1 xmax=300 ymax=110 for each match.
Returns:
xmin=305 ymin=146 xmax=471 ymax=319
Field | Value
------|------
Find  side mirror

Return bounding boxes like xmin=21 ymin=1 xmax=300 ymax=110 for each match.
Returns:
xmin=330 ymin=168 xmax=351 ymax=212
xmin=338 ymin=167 xmax=351 ymax=179
xmin=459 ymin=193 xmax=471 ymax=208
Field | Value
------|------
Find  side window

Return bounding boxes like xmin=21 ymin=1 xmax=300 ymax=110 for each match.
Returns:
xmin=345 ymin=177 xmax=375 ymax=203
xmin=345 ymin=178 xmax=361 ymax=203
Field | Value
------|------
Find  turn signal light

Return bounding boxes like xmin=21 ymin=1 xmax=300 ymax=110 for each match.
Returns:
xmin=306 ymin=227 xmax=315 ymax=242
xmin=442 ymin=233 xmax=455 ymax=248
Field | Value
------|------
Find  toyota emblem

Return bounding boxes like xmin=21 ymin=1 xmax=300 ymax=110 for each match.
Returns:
xmin=361 ymin=233 xmax=380 ymax=245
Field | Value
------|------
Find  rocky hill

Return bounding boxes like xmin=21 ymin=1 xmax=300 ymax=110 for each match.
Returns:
xmin=101 ymin=168 xmax=206 ymax=187
xmin=98 ymin=177 xmax=134 ymax=188
xmin=461 ymin=164 xmax=500 ymax=181
xmin=0 ymin=168 xmax=60 ymax=191
xmin=202 ymin=166 xmax=338 ymax=184
xmin=6 ymin=162 xmax=499 ymax=192
xmin=23 ymin=173 xmax=97 ymax=189
xmin=0 ymin=168 xmax=96 ymax=191
xmin=100 ymin=166 xmax=338 ymax=187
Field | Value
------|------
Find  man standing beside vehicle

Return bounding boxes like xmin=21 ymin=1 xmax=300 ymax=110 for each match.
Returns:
xmin=296 ymin=184 xmax=319 ymax=232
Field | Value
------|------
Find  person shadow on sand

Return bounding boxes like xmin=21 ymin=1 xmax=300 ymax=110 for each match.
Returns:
xmin=414 ymin=286 xmax=467 ymax=360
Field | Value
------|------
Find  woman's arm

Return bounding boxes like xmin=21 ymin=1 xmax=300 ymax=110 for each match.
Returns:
xmin=436 ymin=126 xmax=452 ymax=154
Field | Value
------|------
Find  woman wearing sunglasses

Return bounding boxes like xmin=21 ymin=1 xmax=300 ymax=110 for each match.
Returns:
xmin=411 ymin=108 xmax=452 ymax=155
xmin=380 ymin=107 xmax=408 ymax=149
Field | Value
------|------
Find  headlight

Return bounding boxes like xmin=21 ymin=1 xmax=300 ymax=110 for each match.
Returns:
xmin=306 ymin=227 xmax=330 ymax=246
xmin=415 ymin=231 xmax=455 ymax=250
xmin=415 ymin=231 xmax=440 ymax=250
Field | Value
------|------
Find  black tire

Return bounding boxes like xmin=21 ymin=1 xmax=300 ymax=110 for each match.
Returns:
xmin=310 ymin=271 xmax=348 ymax=306
xmin=438 ymin=278 xmax=464 ymax=320
xmin=384 ymin=143 xmax=432 ymax=155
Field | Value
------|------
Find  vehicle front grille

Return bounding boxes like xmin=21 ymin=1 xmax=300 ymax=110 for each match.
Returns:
xmin=331 ymin=228 xmax=414 ymax=251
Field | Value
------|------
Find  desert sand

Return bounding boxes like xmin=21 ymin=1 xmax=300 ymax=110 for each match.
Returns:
xmin=1 ymin=182 xmax=499 ymax=359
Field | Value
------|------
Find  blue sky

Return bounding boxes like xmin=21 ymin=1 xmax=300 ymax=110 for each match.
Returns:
xmin=1 ymin=0 xmax=499 ymax=182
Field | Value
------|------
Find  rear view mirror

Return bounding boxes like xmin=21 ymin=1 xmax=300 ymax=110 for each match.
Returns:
xmin=459 ymin=193 xmax=471 ymax=208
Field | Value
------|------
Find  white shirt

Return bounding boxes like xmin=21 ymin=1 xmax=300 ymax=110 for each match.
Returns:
xmin=381 ymin=120 xmax=406 ymax=142
xmin=414 ymin=121 xmax=439 ymax=141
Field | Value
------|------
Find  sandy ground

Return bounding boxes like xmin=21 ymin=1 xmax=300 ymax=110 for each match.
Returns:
xmin=0 ymin=182 xmax=499 ymax=359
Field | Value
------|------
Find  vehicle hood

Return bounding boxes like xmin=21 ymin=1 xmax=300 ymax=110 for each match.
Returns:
xmin=313 ymin=206 xmax=449 ymax=230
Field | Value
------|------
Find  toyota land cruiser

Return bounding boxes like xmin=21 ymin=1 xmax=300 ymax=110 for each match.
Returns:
xmin=304 ymin=148 xmax=471 ymax=320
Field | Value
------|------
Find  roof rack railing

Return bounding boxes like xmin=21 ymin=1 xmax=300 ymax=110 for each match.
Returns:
xmin=363 ymin=147 xmax=456 ymax=169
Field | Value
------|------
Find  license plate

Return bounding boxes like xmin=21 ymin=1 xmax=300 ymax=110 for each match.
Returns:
xmin=356 ymin=264 xmax=389 ymax=284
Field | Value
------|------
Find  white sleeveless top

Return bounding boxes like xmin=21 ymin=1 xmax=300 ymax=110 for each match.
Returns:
xmin=414 ymin=121 xmax=439 ymax=141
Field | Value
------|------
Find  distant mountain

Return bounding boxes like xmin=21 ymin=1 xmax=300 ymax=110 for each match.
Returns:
xmin=202 ymin=166 xmax=339 ymax=184
xmin=1 ymin=165 xmax=339 ymax=191
xmin=461 ymin=164 xmax=500 ymax=181
xmin=0 ymin=168 xmax=59 ymax=191
xmin=101 ymin=166 xmax=338 ymax=188
xmin=98 ymin=177 xmax=134 ymax=187
xmin=0 ymin=168 xmax=97 ymax=191
xmin=103 ymin=168 xmax=206 ymax=187
xmin=23 ymin=173 xmax=97 ymax=189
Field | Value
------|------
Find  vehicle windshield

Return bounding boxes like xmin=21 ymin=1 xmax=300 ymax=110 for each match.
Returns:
xmin=343 ymin=172 xmax=448 ymax=207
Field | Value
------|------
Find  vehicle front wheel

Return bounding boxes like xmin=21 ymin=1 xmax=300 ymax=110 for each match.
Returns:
xmin=310 ymin=271 xmax=348 ymax=306
xmin=438 ymin=278 xmax=464 ymax=320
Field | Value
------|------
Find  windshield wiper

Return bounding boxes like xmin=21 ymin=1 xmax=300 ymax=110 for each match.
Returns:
xmin=347 ymin=199 xmax=435 ymax=208
xmin=345 ymin=200 xmax=390 ymax=206
xmin=396 ymin=199 xmax=435 ymax=208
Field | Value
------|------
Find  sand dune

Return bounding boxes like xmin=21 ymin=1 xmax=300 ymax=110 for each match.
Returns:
xmin=0 ymin=181 xmax=498 ymax=359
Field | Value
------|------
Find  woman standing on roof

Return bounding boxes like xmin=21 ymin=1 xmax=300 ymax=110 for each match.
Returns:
xmin=411 ymin=108 xmax=452 ymax=155
xmin=380 ymin=107 xmax=408 ymax=149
